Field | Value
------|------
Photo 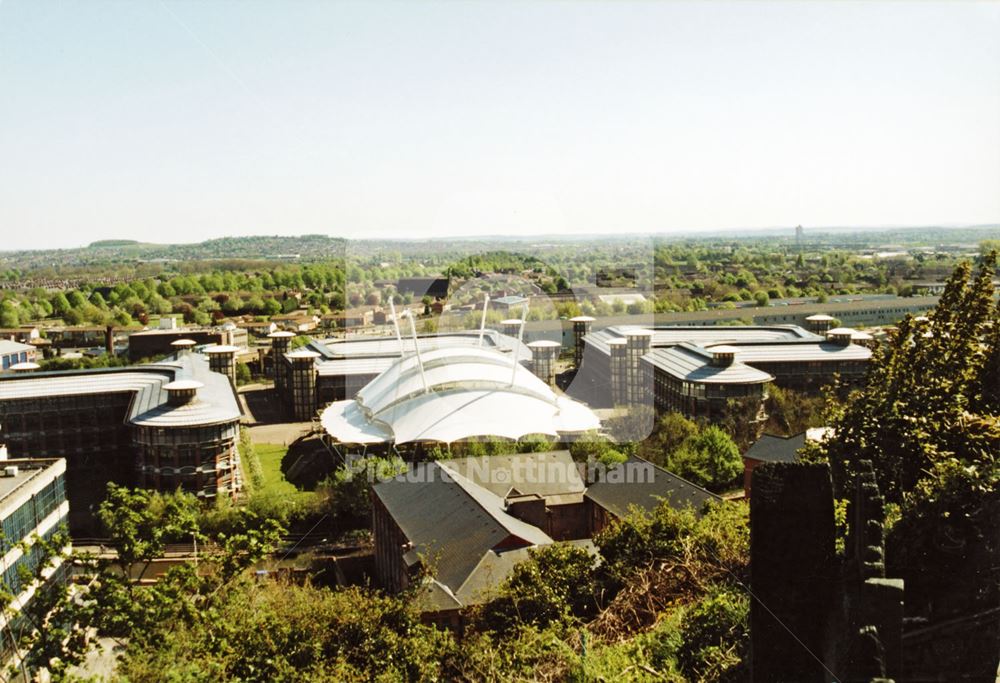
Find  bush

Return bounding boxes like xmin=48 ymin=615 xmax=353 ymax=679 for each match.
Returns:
xmin=471 ymin=543 xmax=601 ymax=636
xmin=118 ymin=581 xmax=454 ymax=683
xmin=314 ymin=456 xmax=407 ymax=523
xmin=664 ymin=425 xmax=742 ymax=491
xmin=677 ymin=588 xmax=749 ymax=683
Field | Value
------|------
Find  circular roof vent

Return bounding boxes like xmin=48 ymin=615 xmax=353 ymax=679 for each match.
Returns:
xmin=204 ymin=345 xmax=240 ymax=354
xmin=164 ymin=379 xmax=203 ymax=406
xmin=709 ymin=345 xmax=738 ymax=366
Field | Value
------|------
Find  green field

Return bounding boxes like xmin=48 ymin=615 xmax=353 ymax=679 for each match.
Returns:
xmin=253 ymin=443 xmax=314 ymax=502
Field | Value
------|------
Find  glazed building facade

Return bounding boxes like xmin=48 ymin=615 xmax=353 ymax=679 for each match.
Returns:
xmin=0 ymin=457 xmax=70 ymax=662
xmin=576 ymin=324 xmax=872 ymax=420
xmin=642 ymin=344 xmax=772 ymax=422
xmin=0 ymin=352 xmax=242 ymax=533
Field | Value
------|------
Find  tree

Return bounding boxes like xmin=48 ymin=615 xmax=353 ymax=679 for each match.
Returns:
xmin=315 ymin=456 xmax=407 ymax=523
xmin=815 ymin=252 xmax=998 ymax=503
xmin=111 ymin=306 xmax=133 ymax=327
xmin=0 ymin=526 xmax=88 ymax=680
xmin=117 ymin=581 xmax=453 ymax=682
xmin=810 ymin=252 xmax=999 ymax=620
xmin=639 ymin=412 xmax=699 ymax=467
xmin=88 ymin=485 xmax=284 ymax=645
xmin=596 ymin=500 xmax=749 ymax=590
xmin=97 ymin=485 xmax=200 ymax=579
xmin=764 ymin=385 xmax=825 ymax=436
xmin=659 ymin=424 xmax=741 ymax=491
xmin=262 ymin=297 xmax=282 ymax=316
xmin=0 ymin=300 xmax=18 ymax=327
xmin=471 ymin=543 xmax=600 ymax=635
xmin=568 ymin=432 xmax=628 ymax=468
xmin=50 ymin=291 xmax=71 ymax=318
xmin=89 ymin=291 xmax=108 ymax=309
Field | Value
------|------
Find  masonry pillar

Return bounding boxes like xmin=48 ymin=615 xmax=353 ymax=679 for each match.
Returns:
xmin=569 ymin=315 xmax=595 ymax=369
xmin=286 ymin=349 xmax=320 ymax=421
xmin=750 ymin=462 xmax=837 ymax=682
xmin=625 ymin=330 xmax=653 ymax=405
xmin=608 ymin=339 xmax=627 ymax=406
xmin=204 ymin=345 xmax=239 ymax=384
xmin=527 ymin=340 xmax=560 ymax=386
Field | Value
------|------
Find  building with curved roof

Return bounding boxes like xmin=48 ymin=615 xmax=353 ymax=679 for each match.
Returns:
xmin=305 ymin=329 xmax=531 ymax=404
xmin=575 ymin=323 xmax=873 ymax=421
xmin=0 ymin=352 xmax=242 ymax=532
xmin=321 ymin=345 xmax=599 ymax=446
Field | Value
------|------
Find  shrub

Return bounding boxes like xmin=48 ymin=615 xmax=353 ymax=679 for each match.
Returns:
xmin=677 ymin=588 xmax=749 ymax=683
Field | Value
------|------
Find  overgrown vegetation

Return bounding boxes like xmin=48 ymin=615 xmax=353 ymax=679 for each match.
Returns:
xmin=808 ymin=251 xmax=1000 ymax=620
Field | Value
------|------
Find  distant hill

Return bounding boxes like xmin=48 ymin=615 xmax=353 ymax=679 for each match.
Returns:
xmin=88 ymin=239 xmax=145 ymax=248
xmin=1 ymin=234 xmax=350 ymax=271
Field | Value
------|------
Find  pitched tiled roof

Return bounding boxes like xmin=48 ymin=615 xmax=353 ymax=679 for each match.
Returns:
xmin=743 ymin=432 xmax=807 ymax=464
xmin=585 ymin=456 xmax=719 ymax=518
xmin=373 ymin=461 xmax=552 ymax=601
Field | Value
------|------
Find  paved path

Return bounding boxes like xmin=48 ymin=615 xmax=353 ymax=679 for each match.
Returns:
xmin=247 ymin=421 xmax=314 ymax=445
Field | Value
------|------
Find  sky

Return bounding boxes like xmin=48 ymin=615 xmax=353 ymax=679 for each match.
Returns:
xmin=0 ymin=1 xmax=998 ymax=250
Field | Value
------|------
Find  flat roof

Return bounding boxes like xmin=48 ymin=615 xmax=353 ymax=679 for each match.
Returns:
xmin=131 ymin=328 xmax=222 ymax=337
xmin=0 ymin=459 xmax=65 ymax=507
xmin=0 ymin=340 xmax=35 ymax=355
xmin=316 ymin=330 xmax=531 ymax=363
xmin=710 ymin=340 xmax=872 ymax=363
xmin=642 ymin=344 xmax=774 ymax=385
xmin=0 ymin=354 xmax=241 ymax=428
xmin=584 ymin=324 xmax=818 ymax=355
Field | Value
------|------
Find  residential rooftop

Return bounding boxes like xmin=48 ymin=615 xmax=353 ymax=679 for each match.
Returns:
xmin=585 ymin=456 xmax=720 ymax=517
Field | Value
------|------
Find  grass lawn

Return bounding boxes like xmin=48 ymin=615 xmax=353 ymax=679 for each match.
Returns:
xmin=253 ymin=443 xmax=314 ymax=502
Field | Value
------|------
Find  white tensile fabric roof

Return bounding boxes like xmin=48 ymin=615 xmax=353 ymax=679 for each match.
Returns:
xmin=320 ymin=346 xmax=600 ymax=445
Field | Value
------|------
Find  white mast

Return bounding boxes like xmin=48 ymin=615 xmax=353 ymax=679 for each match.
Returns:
xmin=477 ymin=294 xmax=490 ymax=347
xmin=389 ymin=296 xmax=404 ymax=357
xmin=406 ymin=311 xmax=430 ymax=394
xmin=509 ymin=301 xmax=528 ymax=387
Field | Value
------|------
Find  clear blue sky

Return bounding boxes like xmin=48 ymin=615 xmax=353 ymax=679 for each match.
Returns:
xmin=1 ymin=1 xmax=998 ymax=249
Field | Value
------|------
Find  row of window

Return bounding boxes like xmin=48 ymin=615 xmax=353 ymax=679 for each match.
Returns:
xmin=134 ymin=424 xmax=239 ymax=447
xmin=0 ymin=518 xmax=66 ymax=597
xmin=1 ymin=475 xmax=66 ymax=553
xmin=1 ymin=351 xmax=29 ymax=369
xmin=0 ymin=560 xmax=69 ymax=659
